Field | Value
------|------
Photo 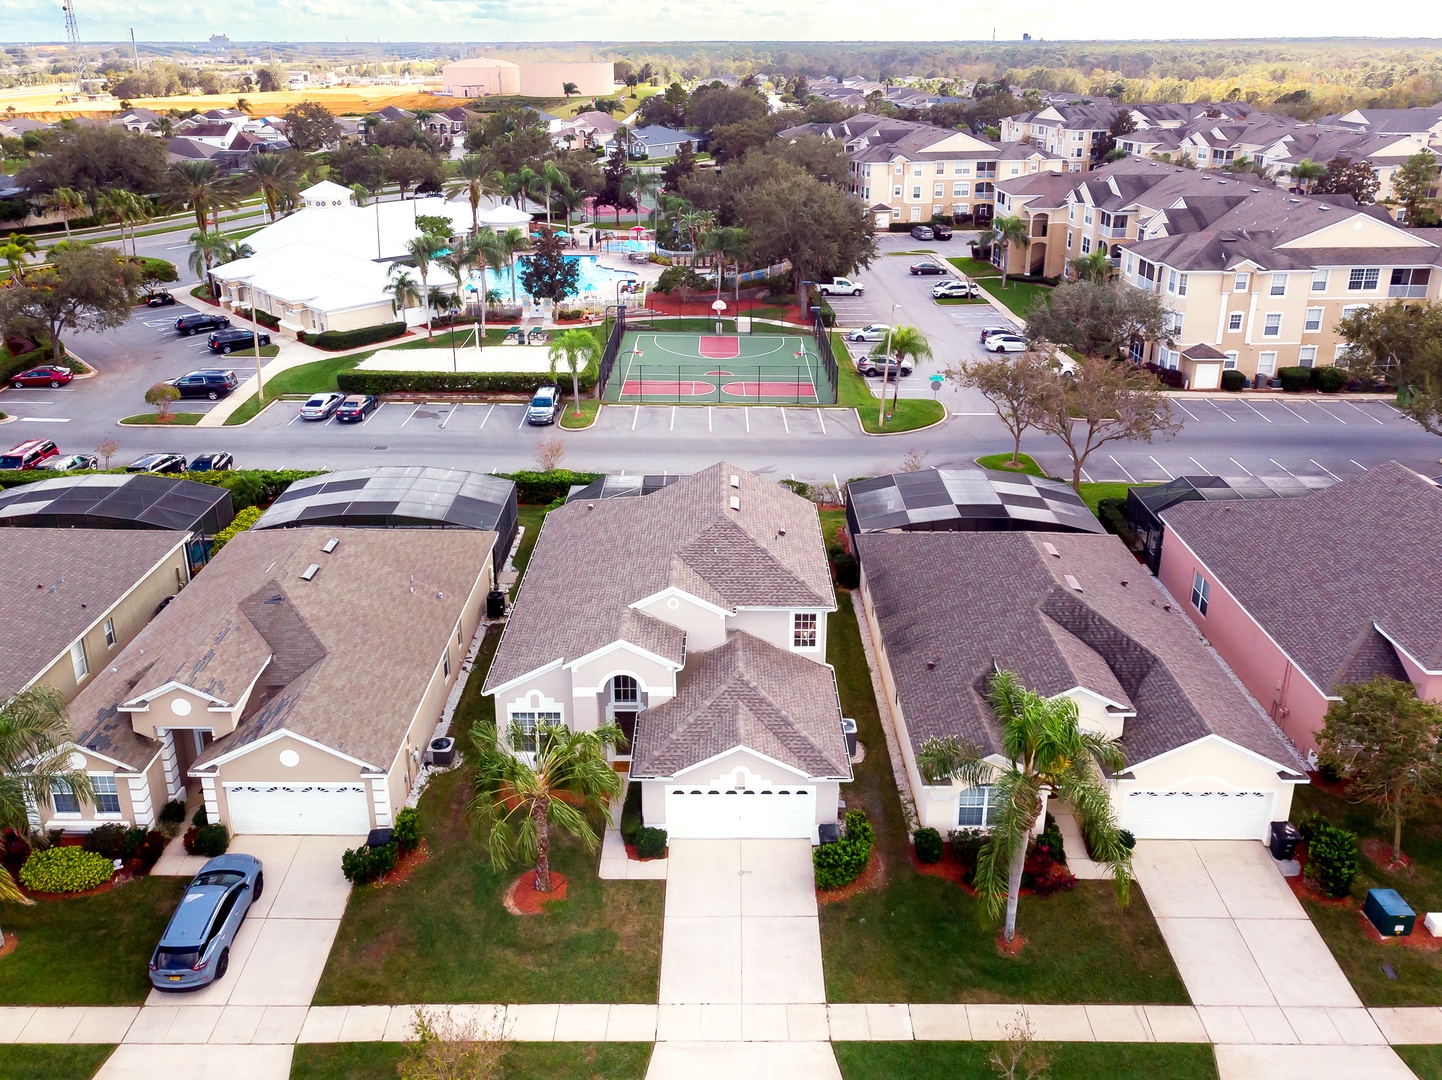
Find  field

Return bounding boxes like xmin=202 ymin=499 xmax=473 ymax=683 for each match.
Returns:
xmin=0 ymin=83 xmax=482 ymax=120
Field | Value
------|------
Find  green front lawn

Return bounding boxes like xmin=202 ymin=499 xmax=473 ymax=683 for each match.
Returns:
xmin=559 ymin=399 xmax=601 ymax=429
xmin=935 ymin=296 xmax=989 ymax=305
xmin=118 ymin=412 xmax=203 ymax=426
xmin=290 ymin=1042 xmax=652 ymax=1080
xmin=0 ymin=875 xmax=187 ymax=1005
xmin=820 ymin=589 xmax=1188 ymax=1005
xmin=0 ymin=1045 xmax=116 ymax=1080
xmin=225 ymin=355 xmax=366 ymax=425
xmin=978 ymin=277 xmax=1052 ymax=319
xmin=833 ymin=333 xmax=945 ymax=434
xmin=1396 ymin=1046 xmax=1442 ymax=1077
xmin=835 ymin=1042 xmax=1217 ymax=1080
xmin=947 ymin=257 xmax=1002 ymax=278
xmin=1292 ymin=784 xmax=1442 ymax=1006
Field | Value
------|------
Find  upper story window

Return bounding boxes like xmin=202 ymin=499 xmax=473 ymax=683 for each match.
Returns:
xmin=1234 ymin=272 xmax=1250 ymax=292
xmin=51 ymin=781 xmax=80 ymax=815
xmin=1305 ymin=307 xmax=1324 ymax=332
xmin=104 ymin=618 xmax=116 ymax=648
xmin=912 ymin=165 xmax=922 ymax=177
xmin=611 ymin=675 xmax=639 ymax=704
xmin=1263 ymin=313 xmax=1282 ymax=337
xmin=70 ymin=640 xmax=88 ymax=682
xmin=1167 ymin=270 xmax=1188 ymax=296
xmin=1311 ymin=269 xmax=1328 ymax=292
xmin=1227 ymin=312 xmax=1244 ymax=332
xmin=793 ymin=613 xmax=818 ymax=649
xmin=1190 ymin=571 xmax=1211 ymax=617
xmin=1269 ymin=273 xmax=1287 ymax=297
xmin=1348 ymin=267 xmax=1380 ymax=291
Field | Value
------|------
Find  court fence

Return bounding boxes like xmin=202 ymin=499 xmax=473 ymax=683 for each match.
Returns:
xmin=606 ymin=365 xmax=827 ymax=405
xmin=596 ymin=306 xmax=628 ymax=400
xmin=813 ymin=313 xmax=840 ymax=403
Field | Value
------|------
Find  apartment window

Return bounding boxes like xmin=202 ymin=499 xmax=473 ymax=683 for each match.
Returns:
xmin=1349 ymin=267 xmax=1380 ymax=291
xmin=912 ymin=165 xmax=922 ymax=177
xmin=932 ymin=204 xmax=943 ymax=216
xmin=1084 ymin=208 xmax=1094 ymax=225
xmin=70 ymin=640 xmax=88 ymax=682
xmin=1068 ymin=206 xmax=1076 ymax=222
xmin=1167 ymin=270 xmax=1188 ymax=296
xmin=93 ymin=775 xmax=121 ymax=815
xmin=892 ymin=208 xmax=901 ymax=220
xmin=509 ymin=710 xmax=561 ymax=754
xmin=1341 ymin=303 xmax=1368 ymax=320
xmin=1190 ymin=571 xmax=1211 ymax=617
xmin=893 ymin=185 xmax=902 ymax=198
xmin=1223 ymin=351 xmax=1239 ymax=370
xmin=957 ymin=785 xmax=997 ymax=827
xmin=1299 ymin=345 xmax=1318 ymax=368
xmin=50 ymin=781 xmax=80 ymax=815
xmin=911 ymin=186 xmax=921 ymax=199
xmin=1176 ymin=272 xmax=1188 ymax=296
xmin=1066 ymin=232 xmax=1073 ymax=250
xmin=104 ymin=618 xmax=116 ymax=648
xmin=1234 ymin=272 xmax=1250 ymax=292
xmin=1304 ymin=307 xmax=1324 ymax=332
xmin=612 ymin=675 xmax=639 ymax=704
xmin=1390 ymin=268 xmax=1432 ymax=298
xmin=1081 ymin=236 xmax=1091 ymax=254
xmin=933 ymin=183 xmax=944 ymax=198
xmin=1311 ymin=269 xmax=1328 ymax=292
xmin=1257 ymin=351 xmax=1278 ymax=376
xmin=1010 ymin=163 xmax=1020 ymax=175
xmin=1335 ymin=344 xmax=1357 ymax=363
xmin=953 ymin=182 xmax=970 ymax=197
xmin=1125 ymin=253 xmax=1134 ymax=274
xmin=793 ymin=613 xmax=819 ymax=649
xmin=1269 ymin=274 xmax=1287 ymax=297
xmin=1227 ymin=312 xmax=1244 ymax=332
xmin=1263 ymin=313 xmax=1282 ymax=337
xmin=1165 ymin=311 xmax=1185 ymax=337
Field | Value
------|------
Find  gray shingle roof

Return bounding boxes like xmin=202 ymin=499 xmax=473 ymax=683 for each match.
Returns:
xmin=631 ymin=630 xmax=850 ymax=780
xmin=1162 ymin=461 xmax=1442 ymax=694
xmin=857 ymin=531 xmax=1303 ymax=774
xmin=484 ymin=463 xmax=834 ymax=691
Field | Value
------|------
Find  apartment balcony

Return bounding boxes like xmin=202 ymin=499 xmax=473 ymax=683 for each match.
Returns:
xmin=1389 ymin=285 xmax=1430 ymax=299
xmin=1105 ymin=225 xmax=1129 ymax=239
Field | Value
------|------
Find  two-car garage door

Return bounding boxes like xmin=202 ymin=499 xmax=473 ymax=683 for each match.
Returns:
xmin=1119 ymin=789 xmax=1275 ymax=841
xmin=663 ymin=786 xmax=817 ymax=840
xmin=224 ymin=782 xmax=372 ymax=835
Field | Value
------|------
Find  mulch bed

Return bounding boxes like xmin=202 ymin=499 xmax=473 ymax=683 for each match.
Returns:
xmin=1357 ymin=908 xmax=1442 ymax=950
xmin=815 ymin=849 xmax=883 ymax=905
xmin=623 ymin=843 xmax=666 ymax=862
xmin=375 ymin=839 xmax=431 ymax=888
xmin=20 ymin=869 xmax=133 ymax=902
xmin=996 ymin=931 xmax=1029 ymax=956
xmin=1361 ymin=838 xmax=1414 ymax=877
xmin=909 ymin=845 xmax=978 ymax=895
xmin=0 ymin=930 xmax=16 ymax=959
xmin=504 ymin=870 xmax=569 ymax=916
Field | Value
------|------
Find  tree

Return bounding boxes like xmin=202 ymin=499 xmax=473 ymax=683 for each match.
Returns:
xmin=495 ymin=227 xmax=528 ymax=305
xmin=685 ymin=84 xmax=769 ymax=133
xmin=386 ymin=267 xmax=422 ymax=324
xmin=145 ymin=381 xmax=181 ymax=420
xmin=328 ymin=145 xmax=387 ymax=191
xmin=0 ymin=243 xmax=142 ymax=359
xmin=981 ymin=214 xmax=1030 ymax=287
xmin=96 ymin=438 xmax=119 ymax=469
xmin=562 ymin=81 xmax=579 ymax=99
xmin=1290 ymin=158 xmax=1324 ymax=193
xmin=187 ymin=229 xmax=233 ymax=282
xmin=549 ymin=327 xmax=603 ymax=416
xmin=1068 ymin=251 xmax=1112 ymax=284
xmin=246 ymin=153 xmax=299 ymax=223
xmin=385 ymin=147 xmax=443 ymax=201
xmin=255 ymin=64 xmax=287 ymax=94
xmin=1336 ymin=301 xmax=1442 ymax=433
xmin=534 ymin=160 xmax=567 ymax=227
xmin=661 ymin=140 xmax=697 ymax=192
xmin=16 ymin=126 xmax=167 ymax=202
xmin=1036 ymin=354 xmax=1182 ymax=490
xmin=468 ymin=717 xmax=623 ymax=893
xmin=1094 ymin=108 xmax=1138 ymax=162
xmin=1026 ymin=280 xmax=1172 ymax=361
xmin=40 ymin=186 xmax=88 ymax=238
xmin=916 ymin=669 xmax=1132 ymax=943
xmin=598 ymin=142 xmax=636 ymax=224
xmin=404 ymin=234 xmax=443 ymax=339
xmin=1315 ymin=156 xmax=1380 ymax=205
xmin=1390 ymin=152 xmax=1441 ymax=225
xmin=951 ymin=352 xmax=1053 ymax=466
xmin=0 ymin=232 xmax=37 ymax=283
xmin=282 ymin=100 xmax=341 ymax=153
xmin=520 ymin=229 xmax=580 ymax=304
xmin=162 ymin=159 xmax=238 ymax=235
xmin=1318 ymin=678 xmax=1442 ymax=863
xmin=0 ymin=686 xmax=95 ymax=935
xmin=879 ymin=325 xmax=933 ymax=421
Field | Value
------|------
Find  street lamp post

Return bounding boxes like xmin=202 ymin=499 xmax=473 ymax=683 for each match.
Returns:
xmin=878 ymin=302 xmax=900 ymax=429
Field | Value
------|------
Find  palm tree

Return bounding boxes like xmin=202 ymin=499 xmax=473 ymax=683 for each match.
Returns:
xmin=706 ymin=225 xmax=749 ymax=306
xmin=632 ymin=168 xmax=663 ymax=233
xmin=468 ymin=717 xmax=623 ymax=893
xmin=436 ymin=241 xmax=476 ymax=318
xmin=452 ymin=155 xmax=494 ymax=235
xmin=534 ymin=161 xmax=567 ymax=227
xmin=386 ymin=266 xmax=422 ymax=324
xmin=1 ymin=686 xmax=95 ymax=936
xmin=498 ymin=170 xmax=527 ymax=210
xmin=1069 ymin=250 xmax=1112 ymax=283
xmin=496 ymin=226 xmax=528 ymax=305
xmin=41 ymin=187 xmax=88 ymax=239
xmin=163 ymin=160 xmax=238 ymax=236
xmin=549 ymin=327 xmax=603 ymax=416
xmin=879 ymin=325 xmax=933 ymax=422
xmin=916 ymin=669 xmax=1133 ymax=944
xmin=557 ymin=184 xmax=587 ymax=231
xmin=981 ymin=214 xmax=1030 ymax=288
xmin=0 ymin=232 xmax=38 ymax=282
xmin=471 ymin=229 xmax=508 ymax=346
xmin=246 ymin=152 xmax=299 ymax=223
xmin=1291 ymin=158 xmax=1324 ymax=193
xmin=562 ymin=82 xmax=579 ymax=100
xmin=677 ymin=208 xmax=716 ymax=268
xmin=404 ymin=233 xmax=442 ymax=339
xmin=188 ymin=229 xmax=234 ymax=289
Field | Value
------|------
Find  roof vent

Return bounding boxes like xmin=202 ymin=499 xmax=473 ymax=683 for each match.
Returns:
xmin=1042 ymin=541 xmax=1061 ymax=558
xmin=1319 ymin=204 xmax=1331 ymax=211
xmin=322 ymin=538 xmax=339 ymax=554
xmin=730 ymin=474 xmax=740 ymax=488
xmin=300 ymin=563 xmax=321 ymax=582
xmin=729 ymin=496 xmax=741 ymax=512
xmin=1064 ymin=573 xmax=1083 ymax=592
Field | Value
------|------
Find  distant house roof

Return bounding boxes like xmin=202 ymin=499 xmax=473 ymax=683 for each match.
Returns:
xmin=628 ymin=125 xmax=705 ymax=148
xmin=0 ymin=473 xmax=233 ymax=535
xmin=846 ymin=468 xmax=1103 ymax=538
xmin=857 ymin=531 xmax=1304 ymax=774
xmin=567 ymin=474 xmax=680 ymax=502
xmin=1161 ymin=461 xmax=1442 ymax=695
xmin=166 ymin=137 xmax=220 ymax=160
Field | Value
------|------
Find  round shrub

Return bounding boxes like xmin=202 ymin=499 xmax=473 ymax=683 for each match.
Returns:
xmin=159 ymin=799 xmax=187 ymax=825
xmin=635 ymin=826 xmax=668 ymax=860
xmin=392 ymin=807 xmax=421 ymax=853
xmin=341 ymin=841 xmax=398 ymax=884
xmin=1277 ymin=366 xmax=1311 ymax=392
xmin=183 ymin=823 xmax=230 ymax=857
xmin=19 ymin=846 xmax=116 ymax=893
xmin=1305 ymin=819 xmax=1359 ymax=898
xmin=1220 ymin=369 xmax=1248 ymax=392
xmin=913 ymin=826 xmax=943 ymax=864
xmin=82 ymin=823 xmax=131 ymax=861
xmin=833 ymin=552 xmax=859 ymax=589
xmin=814 ymin=809 xmax=874 ymax=890
xmin=1312 ymin=365 xmax=1349 ymax=393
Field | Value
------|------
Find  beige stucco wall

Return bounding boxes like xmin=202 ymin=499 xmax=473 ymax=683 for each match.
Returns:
xmin=35 ymin=746 xmax=165 ymax=831
xmin=729 ymin=606 xmax=830 ymax=661
xmin=634 ymin=592 xmax=727 ymax=652
xmin=570 ymin=647 xmax=676 ymax=708
xmin=518 ymin=62 xmax=614 ymax=99
xmin=852 ymin=153 xmax=1063 ymax=224
xmin=129 ymin=685 xmax=248 ymax=740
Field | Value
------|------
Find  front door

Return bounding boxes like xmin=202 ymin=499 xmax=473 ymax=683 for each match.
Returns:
xmin=614 ymin=712 xmax=638 ymax=758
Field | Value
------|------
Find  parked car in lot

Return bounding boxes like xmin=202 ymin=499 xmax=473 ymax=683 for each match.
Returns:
xmin=858 ymin=355 xmax=915 ymax=378
xmin=300 ymin=393 xmax=344 ymax=421
xmin=125 ymin=453 xmax=187 ymax=474
xmin=175 ymin=312 xmax=230 ymax=336
xmin=189 ymin=452 xmax=234 ymax=472
xmin=334 ymin=395 xmax=378 ymax=423
xmin=986 ymin=334 xmax=1030 ymax=353
xmin=933 ymin=279 xmax=979 ymax=299
xmin=0 ymin=439 xmax=60 ymax=470
xmin=979 ymin=326 xmax=1018 ymax=343
xmin=149 ymin=854 xmax=263 ymax=991
xmin=909 ymin=224 xmax=935 ymax=241
xmin=10 ymin=365 xmax=73 ymax=388
xmin=932 ymin=223 xmax=954 ymax=240
xmin=817 ymin=278 xmax=864 ymax=296
xmin=909 ymin=262 xmax=947 ymax=276
xmin=145 ymin=290 xmax=176 ymax=307
xmin=171 ymin=370 xmax=239 ymax=400
xmin=208 ymin=328 xmax=270 ymax=355
xmin=848 ymin=324 xmax=891 ymax=342
xmin=527 ymin=385 xmax=561 ymax=425
xmin=54 ymin=453 xmax=98 ymax=471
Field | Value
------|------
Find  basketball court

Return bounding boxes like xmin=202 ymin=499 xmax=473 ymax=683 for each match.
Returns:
xmin=601 ymin=331 xmax=836 ymax=405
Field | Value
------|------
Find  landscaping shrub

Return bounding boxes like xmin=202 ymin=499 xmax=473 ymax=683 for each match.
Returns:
xmin=82 ymin=823 xmax=131 ymax=862
xmin=183 ymin=823 xmax=230 ymax=857
xmin=209 ymin=505 xmax=263 ymax=555
xmin=495 ymin=468 xmax=604 ymax=504
xmin=619 ymin=782 xmax=643 ymax=845
xmin=1316 ymin=759 xmax=1345 ymax=784
xmin=337 ymin=369 xmax=597 ymax=397
xmin=2 ymin=828 xmax=31 ymax=872
xmin=635 ymin=826 xmax=668 ymax=859
xmin=913 ymin=826 xmax=943 ymax=864
xmin=132 ymin=830 xmax=166 ymax=873
xmin=341 ymin=841 xmax=398 ymax=884
xmin=19 ymin=846 xmax=116 ymax=893
xmin=1302 ymin=814 xmax=1359 ymax=898
xmin=392 ymin=807 xmax=421 ymax=853
xmin=832 ymin=552 xmax=859 ymax=589
xmin=779 ymin=478 xmax=814 ymax=499
xmin=251 ymin=310 xmax=281 ymax=331
xmin=948 ymin=827 xmax=987 ymax=874
xmin=814 ymin=809 xmax=875 ymax=890
xmin=129 ymin=256 xmax=178 ymax=284
xmin=1036 ymin=811 xmax=1067 ymax=864
xmin=1277 ymin=366 xmax=1311 ymax=392
xmin=300 ymin=321 xmax=406 ymax=351
xmin=159 ymin=799 xmax=187 ymax=825
xmin=1312 ymin=365 xmax=1349 ymax=393
xmin=1143 ymin=362 xmax=1187 ymax=389
xmin=192 ymin=804 xmax=209 ymax=827
xmin=1220 ymin=369 xmax=1248 ymax=392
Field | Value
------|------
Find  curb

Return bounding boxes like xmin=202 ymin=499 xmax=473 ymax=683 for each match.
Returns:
xmin=558 ymin=403 xmax=603 ymax=431
xmin=852 ymin=405 xmax=949 ymax=437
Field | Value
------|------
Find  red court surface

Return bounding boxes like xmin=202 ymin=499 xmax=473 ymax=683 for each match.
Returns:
xmin=621 ymin=379 xmax=720 ymax=397
xmin=720 ymin=381 xmax=818 ymax=399
xmin=699 ymin=335 xmax=742 ymax=359
xmin=618 ymin=378 xmax=819 ymax=400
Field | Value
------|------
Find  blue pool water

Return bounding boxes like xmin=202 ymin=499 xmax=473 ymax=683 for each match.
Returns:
xmin=464 ymin=255 xmax=636 ymax=299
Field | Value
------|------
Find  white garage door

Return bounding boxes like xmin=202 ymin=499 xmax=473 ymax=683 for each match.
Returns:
xmin=1120 ymin=789 xmax=1274 ymax=841
xmin=224 ymin=783 xmax=371 ymax=835
xmin=663 ymin=786 xmax=816 ymax=840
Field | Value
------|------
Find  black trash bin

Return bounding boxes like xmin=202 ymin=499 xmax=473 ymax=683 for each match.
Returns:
xmin=367 ymin=827 xmax=393 ymax=848
xmin=1269 ymin=820 xmax=1301 ymax=861
xmin=818 ymin=823 xmax=840 ymax=845
xmin=486 ymin=590 xmax=506 ymax=619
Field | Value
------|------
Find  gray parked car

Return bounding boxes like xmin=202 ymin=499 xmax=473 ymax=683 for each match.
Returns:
xmin=149 ymin=854 xmax=263 ymax=991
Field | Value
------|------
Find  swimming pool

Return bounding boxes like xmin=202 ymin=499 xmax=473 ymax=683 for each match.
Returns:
xmin=463 ymin=255 xmax=637 ymax=299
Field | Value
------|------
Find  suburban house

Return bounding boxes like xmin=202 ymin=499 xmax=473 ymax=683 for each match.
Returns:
xmin=858 ymin=531 xmax=1306 ymax=842
xmin=484 ymin=463 xmax=853 ymax=842
xmin=43 ymin=528 xmax=495 ymax=835
xmin=1156 ymin=462 xmax=1442 ymax=757
xmin=550 ymin=110 xmax=622 ymax=152
xmin=1 ymin=529 xmax=190 ymax=704
xmin=621 ymin=125 xmax=708 ymax=159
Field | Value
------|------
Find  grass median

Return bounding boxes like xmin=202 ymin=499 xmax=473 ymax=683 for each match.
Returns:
xmin=559 ymin=399 xmax=601 ymax=429
xmin=834 ymin=1042 xmax=1217 ymax=1080
xmin=119 ymin=412 xmax=203 ymax=426
xmin=833 ymin=333 xmax=945 ymax=435
xmin=289 ymin=1042 xmax=653 ymax=1080
xmin=224 ymin=355 xmax=367 ymax=426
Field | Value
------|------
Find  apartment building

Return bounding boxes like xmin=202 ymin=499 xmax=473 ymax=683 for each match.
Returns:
xmin=1000 ymin=102 xmax=1257 ymax=172
xmin=1315 ymin=105 xmax=1442 ymax=150
xmin=780 ymin=114 xmax=1062 ymax=225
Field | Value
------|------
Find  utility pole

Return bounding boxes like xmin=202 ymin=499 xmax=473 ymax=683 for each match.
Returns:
xmin=62 ymin=0 xmax=84 ymax=91
xmin=129 ymin=28 xmax=140 ymax=73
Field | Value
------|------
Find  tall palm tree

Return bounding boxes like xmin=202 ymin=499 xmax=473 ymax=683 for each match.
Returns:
xmin=981 ymin=214 xmax=1030 ymax=288
xmin=533 ymin=160 xmax=567 ymax=227
xmin=557 ymin=184 xmax=587 ymax=231
xmin=496 ymin=226 xmax=528 ymax=305
xmin=119 ymin=191 xmax=154 ymax=259
xmin=188 ymin=229 xmax=234 ymax=287
xmin=677 ymin=208 xmax=716 ymax=268
xmin=706 ymin=225 xmax=749 ymax=306
xmin=0 ymin=232 xmax=38 ymax=283
xmin=549 ymin=327 xmax=603 ymax=416
xmin=403 ymin=233 xmax=442 ymax=339
xmin=1291 ymin=158 xmax=1324 ymax=193
xmin=1069 ymin=250 xmax=1112 ymax=283
xmin=516 ymin=164 xmax=542 ymax=217
xmin=881 ymin=325 xmax=933 ymax=418
xmin=468 ymin=718 xmax=623 ymax=893
xmin=451 ymin=155 xmax=494 ymax=235
xmin=916 ymin=669 xmax=1133 ymax=943
xmin=163 ymin=159 xmax=238 ymax=236
xmin=41 ymin=187 xmax=88 ymax=239
xmin=1 ymin=687 xmax=95 ymax=935
xmin=632 ymin=168 xmax=662 ymax=233
xmin=386 ymin=266 xmax=422 ymax=324
xmin=246 ymin=152 xmax=300 ymax=223
xmin=471 ymin=229 xmax=508 ymax=347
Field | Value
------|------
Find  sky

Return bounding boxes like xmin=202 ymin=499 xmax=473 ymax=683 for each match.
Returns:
xmin=5 ymin=0 xmax=1440 ymax=44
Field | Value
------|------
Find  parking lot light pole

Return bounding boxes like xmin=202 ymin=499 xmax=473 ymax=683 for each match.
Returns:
xmin=250 ymin=281 xmax=266 ymax=405
xmin=878 ymin=302 xmax=900 ymax=428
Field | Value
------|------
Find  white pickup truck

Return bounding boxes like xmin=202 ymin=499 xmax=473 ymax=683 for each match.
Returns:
xmin=817 ymin=278 xmax=865 ymax=296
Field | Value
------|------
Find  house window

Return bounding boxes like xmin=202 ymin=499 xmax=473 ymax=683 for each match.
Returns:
xmin=443 ymin=653 xmax=450 ymax=679
xmin=1257 ymin=351 xmax=1278 ymax=376
xmin=1190 ymin=571 xmax=1210 ymax=617
xmin=70 ymin=640 xmax=88 ymax=682
xmin=611 ymin=675 xmax=639 ymax=704
xmin=1390 ymin=268 xmax=1432 ymax=298
xmin=1223 ymin=351 xmax=1239 ymax=370
xmin=104 ymin=619 xmax=116 ymax=648
xmin=957 ymin=785 xmax=996 ymax=827
xmin=1066 ymin=232 xmax=1073 ymax=250
xmin=1263 ymin=313 xmax=1282 ymax=337
xmin=508 ymin=710 xmax=561 ymax=754
xmin=1312 ymin=269 xmax=1328 ymax=292
xmin=93 ymin=774 xmax=121 ymax=814
xmin=1299 ymin=345 xmax=1318 ymax=367
xmin=1167 ymin=270 xmax=1188 ymax=296
xmin=1269 ymin=274 xmax=1287 ymax=297
xmin=953 ymin=182 xmax=969 ymax=197
xmin=1227 ymin=312 xmax=1244 ymax=332
xmin=893 ymin=185 xmax=902 ymax=198
xmin=1081 ymin=236 xmax=1091 ymax=254
xmin=793 ymin=613 xmax=818 ymax=649
xmin=1304 ymin=307 xmax=1324 ymax=332
xmin=1234 ymin=272 xmax=1250 ymax=292
xmin=1349 ymin=267 xmax=1380 ymax=291
xmin=51 ymin=781 xmax=80 ymax=815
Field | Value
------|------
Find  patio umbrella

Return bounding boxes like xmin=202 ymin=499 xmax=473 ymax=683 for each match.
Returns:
xmin=630 ymin=224 xmax=646 ymax=235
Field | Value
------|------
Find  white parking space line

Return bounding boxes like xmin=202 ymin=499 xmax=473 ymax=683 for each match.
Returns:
xmin=1 ymin=398 xmax=58 ymax=405
xmin=1269 ymin=458 xmax=1298 ymax=478
xmin=1173 ymin=400 xmax=1201 ymax=423
xmin=400 ymin=403 xmax=424 ymax=428
xmin=1208 ymin=399 xmax=1237 ymax=422
xmin=287 ymin=411 xmax=302 ymax=426
xmin=669 ymin=405 xmax=676 ymax=431
xmin=16 ymin=416 xmax=68 ymax=423
xmin=744 ymin=406 xmax=750 ymax=433
xmin=1310 ymin=459 xmax=1342 ymax=481
xmin=1350 ymin=459 xmax=1368 ymax=470
xmin=816 ymin=409 xmax=826 ymax=435
xmin=1149 ymin=456 xmax=1175 ymax=480
xmin=631 ymin=405 xmax=641 ymax=432
xmin=1345 ymin=400 xmax=1385 ymax=425
xmin=1240 ymin=399 xmax=1272 ymax=423
xmin=707 ymin=406 xmax=713 ymax=432
xmin=1108 ymin=456 xmax=1137 ymax=483
xmin=1311 ymin=401 xmax=1346 ymax=424
xmin=516 ymin=407 xmax=527 ymax=429
xmin=440 ymin=403 xmax=459 ymax=429
xmin=781 ymin=408 xmax=790 ymax=433
xmin=1188 ymin=457 xmax=1212 ymax=474
xmin=1229 ymin=457 xmax=1253 ymax=476
xmin=1276 ymin=401 xmax=1310 ymax=424
xmin=361 ymin=402 xmax=385 ymax=426
xmin=478 ymin=404 xmax=494 ymax=429
xmin=1080 ymin=466 xmax=1093 ymax=483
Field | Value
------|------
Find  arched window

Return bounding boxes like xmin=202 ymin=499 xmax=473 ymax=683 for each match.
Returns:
xmin=611 ymin=675 xmax=639 ymax=704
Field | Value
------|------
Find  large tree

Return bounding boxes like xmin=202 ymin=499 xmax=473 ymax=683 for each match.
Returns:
xmin=661 ymin=140 xmax=697 ymax=192
xmin=519 ymin=228 xmax=580 ymax=303
xmin=685 ymin=84 xmax=769 ymax=133
xmin=1026 ymin=279 xmax=1172 ymax=361
xmin=1315 ymin=155 xmax=1380 ymax=205
xmin=162 ymin=159 xmax=239 ymax=235
xmin=1390 ymin=152 xmax=1440 ymax=226
xmin=1336 ymin=300 xmax=1442 ymax=433
xmin=950 ymin=352 xmax=1054 ymax=466
xmin=0 ymin=243 xmax=142 ymax=358
xmin=917 ymin=670 xmax=1133 ymax=944
xmin=1318 ymin=678 xmax=1442 ymax=862
xmin=282 ymin=100 xmax=342 ymax=153
xmin=980 ymin=214 xmax=1029 ymax=287
xmin=15 ymin=125 xmax=167 ymax=200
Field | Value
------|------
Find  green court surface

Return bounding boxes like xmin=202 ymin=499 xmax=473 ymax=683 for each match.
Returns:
xmin=602 ymin=331 xmax=836 ymax=405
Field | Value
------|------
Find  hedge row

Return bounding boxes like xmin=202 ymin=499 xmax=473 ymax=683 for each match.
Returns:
xmin=300 ymin=322 xmax=406 ymax=351
xmin=495 ymin=468 xmax=603 ymax=504
xmin=252 ymin=310 xmax=281 ymax=331
xmin=210 ymin=505 xmax=263 ymax=554
xmin=814 ymin=809 xmax=875 ymax=890
xmin=0 ymin=343 xmax=57 ymax=384
xmin=337 ymin=369 xmax=597 ymax=396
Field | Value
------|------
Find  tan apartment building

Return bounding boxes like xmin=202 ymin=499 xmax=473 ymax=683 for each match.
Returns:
xmin=1000 ymin=102 xmax=1258 ymax=172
